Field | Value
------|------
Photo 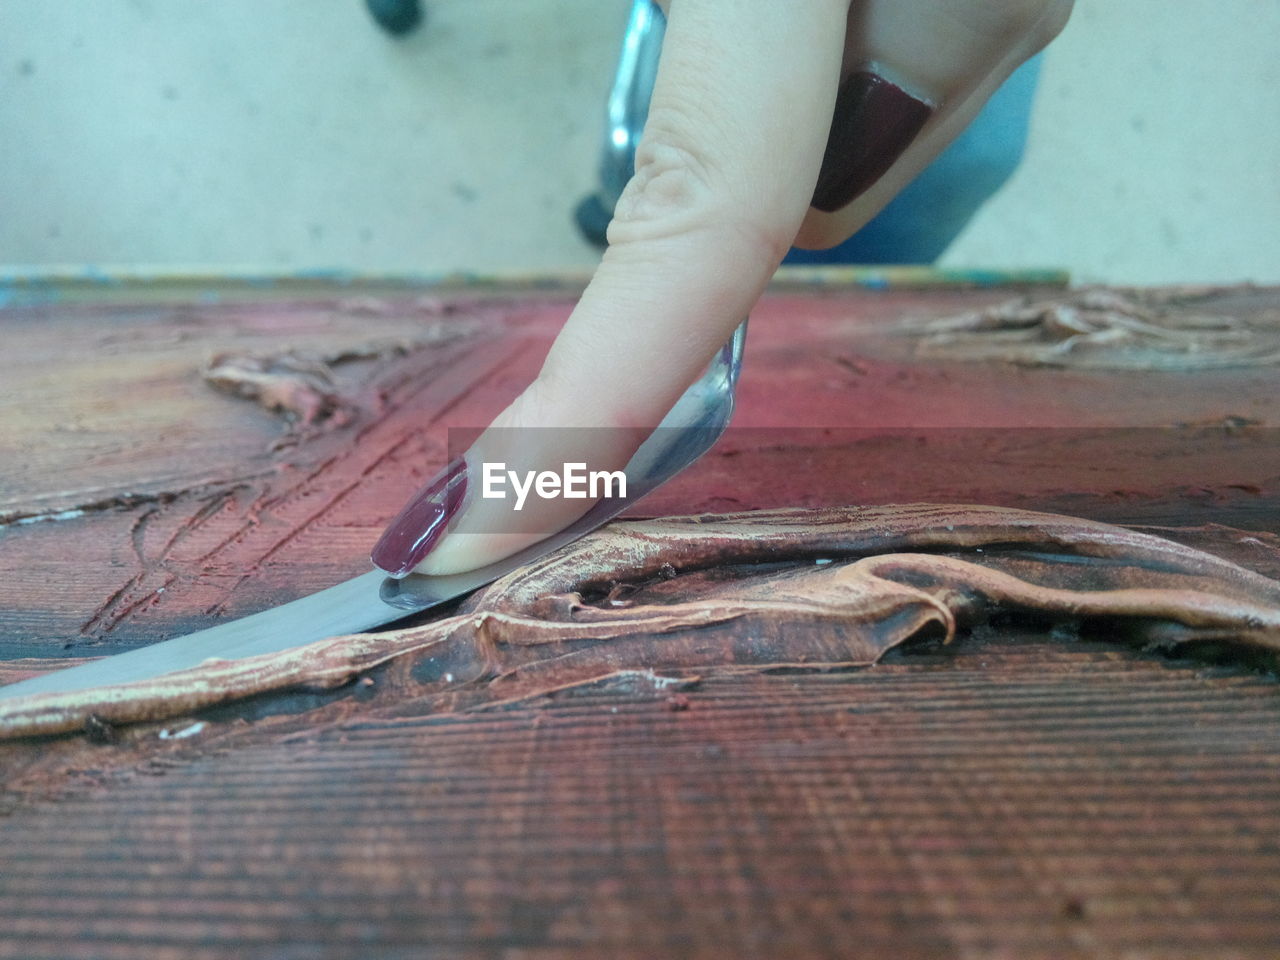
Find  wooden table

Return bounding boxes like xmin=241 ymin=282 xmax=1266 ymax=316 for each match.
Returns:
xmin=2 ymin=276 xmax=1278 ymax=958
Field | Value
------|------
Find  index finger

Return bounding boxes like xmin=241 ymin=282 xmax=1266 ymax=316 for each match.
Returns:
xmin=395 ymin=0 xmax=850 ymax=577
xmin=536 ymin=0 xmax=849 ymax=429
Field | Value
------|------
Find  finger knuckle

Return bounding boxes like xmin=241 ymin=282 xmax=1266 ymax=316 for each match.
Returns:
xmin=610 ymin=109 xmax=722 ymax=239
xmin=607 ymin=109 xmax=792 ymax=265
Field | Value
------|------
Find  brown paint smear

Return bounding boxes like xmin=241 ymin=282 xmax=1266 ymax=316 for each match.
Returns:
xmin=893 ymin=287 xmax=1280 ymax=369
xmin=3 ymin=503 xmax=1278 ymax=740
xmin=201 ymin=332 xmax=470 ymax=429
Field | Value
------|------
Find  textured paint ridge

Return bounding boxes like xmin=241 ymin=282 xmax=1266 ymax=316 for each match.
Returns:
xmin=2 ymin=503 xmax=1278 ymax=740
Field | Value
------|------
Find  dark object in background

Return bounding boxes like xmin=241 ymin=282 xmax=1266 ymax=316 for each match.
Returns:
xmin=574 ymin=193 xmax=613 ymax=248
xmin=575 ymin=0 xmax=666 ymax=249
xmin=365 ymin=0 xmax=422 ymax=36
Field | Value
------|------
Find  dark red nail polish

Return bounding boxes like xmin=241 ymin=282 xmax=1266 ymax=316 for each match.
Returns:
xmin=371 ymin=457 xmax=468 ymax=577
xmin=811 ymin=71 xmax=933 ymax=213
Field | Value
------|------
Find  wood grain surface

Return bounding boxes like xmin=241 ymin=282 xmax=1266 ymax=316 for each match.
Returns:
xmin=1 ymin=282 xmax=1278 ymax=958
xmin=3 ymin=635 xmax=1279 ymax=960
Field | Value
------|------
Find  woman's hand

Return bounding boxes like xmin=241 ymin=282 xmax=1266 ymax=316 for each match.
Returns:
xmin=371 ymin=0 xmax=1073 ymax=578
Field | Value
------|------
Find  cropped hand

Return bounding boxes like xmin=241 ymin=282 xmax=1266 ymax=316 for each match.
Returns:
xmin=372 ymin=0 xmax=1073 ymax=577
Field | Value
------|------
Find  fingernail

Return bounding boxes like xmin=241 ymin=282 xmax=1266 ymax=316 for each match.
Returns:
xmin=811 ymin=71 xmax=933 ymax=213
xmin=371 ymin=456 xmax=468 ymax=577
